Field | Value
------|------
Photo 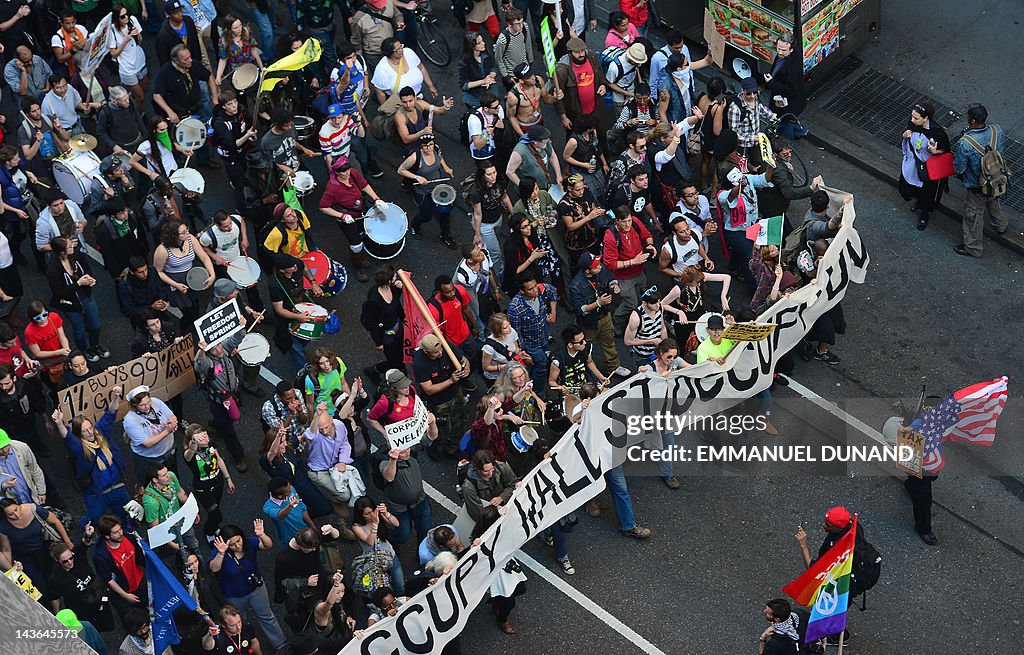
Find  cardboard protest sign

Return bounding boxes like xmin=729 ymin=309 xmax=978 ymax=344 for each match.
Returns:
xmin=58 ymin=335 xmax=196 ymax=423
xmin=704 ymin=9 xmax=726 ymax=69
xmin=81 ymin=13 xmax=112 ymax=76
xmin=195 ymin=297 xmax=243 ymax=349
xmin=722 ymin=323 xmax=777 ymax=342
xmin=896 ymin=427 xmax=925 ymax=478
xmin=383 ymin=396 xmax=430 ymax=450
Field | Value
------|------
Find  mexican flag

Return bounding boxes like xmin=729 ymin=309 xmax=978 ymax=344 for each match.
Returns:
xmin=745 ymin=215 xmax=783 ymax=245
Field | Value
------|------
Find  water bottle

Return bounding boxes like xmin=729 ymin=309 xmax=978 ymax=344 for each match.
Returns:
xmin=588 ymin=155 xmax=597 ymax=172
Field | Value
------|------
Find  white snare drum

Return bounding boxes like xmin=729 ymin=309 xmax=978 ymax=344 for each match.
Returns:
xmin=695 ymin=312 xmax=726 ymax=342
xmin=227 ymin=256 xmax=261 ymax=289
xmin=237 ymin=333 xmax=270 ymax=366
xmin=363 ymin=202 xmax=409 ymax=260
xmin=290 ymin=302 xmax=329 ymax=341
xmin=511 ymin=425 xmax=539 ymax=453
xmin=170 ymin=167 xmax=205 ymax=194
xmin=186 ymin=267 xmax=210 ymax=291
xmin=174 ymin=117 xmax=208 ymax=151
xmin=293 ymin=171 xmax=316 ymax=197
xmin=53 ymin=150 xmax=101 ymax=205
xmin=431 ymin=183 xmax=456 ymax=209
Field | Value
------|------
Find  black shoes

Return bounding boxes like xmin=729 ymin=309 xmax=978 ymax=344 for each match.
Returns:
xmin=918 ymin=531 xmax=938 ymax=546
xmin=953 ymin=244 xmax=979 ymax=258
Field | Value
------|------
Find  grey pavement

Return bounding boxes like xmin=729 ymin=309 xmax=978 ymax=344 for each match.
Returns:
xmin=20 ymin=4 xmax=1024 ymax=655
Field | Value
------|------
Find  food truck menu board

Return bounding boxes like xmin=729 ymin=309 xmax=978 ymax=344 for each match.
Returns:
xmin=802 ymin=0 xmax=863 ymax=72
xmin=707 ymin=0 xmax=793 ymax=63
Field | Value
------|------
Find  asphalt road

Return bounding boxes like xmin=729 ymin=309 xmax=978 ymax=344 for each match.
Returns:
xmin=22 ymin=9 xmax=1023 ymax=655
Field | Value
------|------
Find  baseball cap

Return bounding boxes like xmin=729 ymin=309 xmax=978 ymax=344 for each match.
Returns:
xmin=578 ymin=252 xmax=601 ymax=271
xmin=513 ymin=62 xmax=531 ymax=79
xmin=0 ymin=429 xmax=10 ymax=449
xmin=100 ymin=155 xmax=122 ymax=174
xmin=707 ymin=314 xmax=725 ymax=330
xmin=420 ymin=334 xmax=442 ymax=352
xmin=55 ymin=609 xmax=84 ymax=632
xmin=741 ymin=76 xmax=758 ymax=93
xmin=164 ymin=0 xmax=182 ymax=13
xmin=213 ymin=278 xmax=237 ymax=299
xmin=385 ymin=369 xmax=412 ymax=389
xmin=327 ymin=103 xmax=344 ymax=118
xmin=825 ymin=506 xmax=851 ymax=528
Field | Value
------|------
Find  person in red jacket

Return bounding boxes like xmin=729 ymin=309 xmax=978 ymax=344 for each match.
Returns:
xmin=602 ymin=206 xmax=655 ymax=335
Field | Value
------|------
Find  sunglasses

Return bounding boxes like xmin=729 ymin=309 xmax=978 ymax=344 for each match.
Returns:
xmin=640 ymin=285 xmax=659 ymax=299
xmin=32 ymin=311 xmax=49 ymax=321
xmin=60 ymin=553 xmax=75 ymax=564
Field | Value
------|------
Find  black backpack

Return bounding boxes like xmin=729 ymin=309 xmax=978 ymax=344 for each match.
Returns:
xmin=202 ymin=215 xmax=242 ymax=252
xmin=850 ymin=528 xmax=882 ymax=598
xmin=721 ymin=92 xmax=749 ymax=133
xmin=458 ymin=108 xmax=486 ymax=147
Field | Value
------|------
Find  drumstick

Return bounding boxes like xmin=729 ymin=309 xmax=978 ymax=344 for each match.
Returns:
xmin=32 ymin=180 xmax=52 ymax=189
xmin=183 ymin=154 xmax=192 ymax=169
xmin=237 ymin=342 xmax=265 ymax=352
xmin=413 ymin=177 xmax=451 ymax=185
xmin=245 ymin=310 xmax=266 ymax=333
xmin=519 ymin=420 xmax=541 ymax=426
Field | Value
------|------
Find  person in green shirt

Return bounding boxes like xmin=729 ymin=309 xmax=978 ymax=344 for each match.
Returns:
xmin=303 ymin=347 xmax=351 ymax=415
xmin=695 ymin=314 xmax=735 ymax=364
xmin=140 ymin=462 xmax=201 ymax=555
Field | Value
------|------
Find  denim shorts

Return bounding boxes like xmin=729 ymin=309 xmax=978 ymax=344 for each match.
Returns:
xmin=120 ymin=64 xmax=148 ymax=87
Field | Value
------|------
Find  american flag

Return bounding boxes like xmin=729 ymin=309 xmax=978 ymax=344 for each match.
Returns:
xmin=912 ymin=377 xmax=1009 ymax=473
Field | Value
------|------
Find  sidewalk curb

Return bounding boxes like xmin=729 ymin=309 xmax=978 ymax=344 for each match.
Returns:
xmin=799 ymin=108 xmax=1024 ymax=258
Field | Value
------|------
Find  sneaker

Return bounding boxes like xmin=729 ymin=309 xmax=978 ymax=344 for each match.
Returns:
xmin=799 ymin=340 xmax=813 ymax=361
xmin=612 ymin=366 xmax=632 ymax=377
xmin=560 ymin=558 xmax=576 ymax=575
xmin=826 ymin=630 xmax=851 ymax=646
xmin=410 ymin=226 xmax=421 ymax=236
xmin=662 ymin=476 xmax=680 ymax=490
xmin=94 ymin=345 xmax=110 ymax=359
xmin=367 ymin=160 xmax=385 ymax=179
xmin=85 ymin=349 xmax=100 ymax=363
xmin=543 ymin=534 xmax=554 ymax=547
xmin=621 ymin=525 xmax=652 ymax=539
xmin=773 ymin=373 xmax=789 ymax=387
xmin=813 ymin=350 xmax=841 ymax=365
xmin=585 ymin=500 xmax=601 ymax=517
xmin=440 ymin=236 xmax=458 ymax=250
xmin=918 ymin=531 xmax=938 ymax=546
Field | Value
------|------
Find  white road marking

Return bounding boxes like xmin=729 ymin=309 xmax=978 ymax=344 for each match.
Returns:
xmin=784 ymin=378 xmax=890 ymax=446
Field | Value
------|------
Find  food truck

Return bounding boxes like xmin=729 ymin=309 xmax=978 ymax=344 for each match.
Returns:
xmin=662 ymin=0 xmax=881 ymax=87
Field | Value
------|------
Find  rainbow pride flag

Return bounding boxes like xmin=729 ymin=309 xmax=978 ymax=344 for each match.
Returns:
xmin=782 ymin=514 xmax=857 ymax=643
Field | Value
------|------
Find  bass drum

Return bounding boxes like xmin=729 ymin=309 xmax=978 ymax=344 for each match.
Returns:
xmin=53 ymin=151 xmax=101 ymax=205
xmin=363 ymin=202 xmax=408 ymax=260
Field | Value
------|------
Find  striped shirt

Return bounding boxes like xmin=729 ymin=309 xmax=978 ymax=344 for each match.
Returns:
xmin=630 ymin=307 xmax=663 ymax=361
xmin=330 ymin=59 xmax=366 ymax=117
xmin=319 ymin=114 xmax=358 ymax=159
xmin=494 ymin=26 xmax=533 ymax=79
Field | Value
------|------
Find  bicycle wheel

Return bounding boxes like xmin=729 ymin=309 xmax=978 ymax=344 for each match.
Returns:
xmin=789 ymin=147 xmax=808 ymax=188
xmin=417 ymin=17 xmax=451 ymax=67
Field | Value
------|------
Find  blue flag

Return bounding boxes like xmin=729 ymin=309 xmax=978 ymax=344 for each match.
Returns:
xmin=139 ymin=538 xmax=198 ymax=655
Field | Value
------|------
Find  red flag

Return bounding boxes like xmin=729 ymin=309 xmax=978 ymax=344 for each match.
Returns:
xmin=401 ymin=275 xmax=435 ymax=364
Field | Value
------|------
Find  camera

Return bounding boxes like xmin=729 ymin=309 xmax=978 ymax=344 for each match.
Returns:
xmin=246 ymin=572 xmax=264 ymax=588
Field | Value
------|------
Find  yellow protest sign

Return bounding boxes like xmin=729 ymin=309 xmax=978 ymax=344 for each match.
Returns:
xmin=896 ymin=427 xmax=925 ymax=478
xmin=722 ymin=323 xmax=776 ymax=342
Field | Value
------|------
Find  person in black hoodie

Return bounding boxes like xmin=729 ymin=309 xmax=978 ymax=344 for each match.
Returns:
xmin=763 ymin=32 xmax=807 ymax=140
xmin=117 ymin=257 xmax=173 ymax=330
xmin=95 ymin=197 xmax=148 ymax=281
xmin=359 ymin=265 xmax=405 ymax=386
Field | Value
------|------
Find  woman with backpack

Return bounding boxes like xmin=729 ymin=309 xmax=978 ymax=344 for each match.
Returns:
xmin=511 ymin=176 xmax=569 ymax=301
xmin=699 ymin=76 xmax=728 ymax=195
xmin=302 ymin=347 xmax=356 ymax=417
xmin=480 ymin=312 xmax=531 ymax=383
xmin=351 ymin=496 xmax=405 ymax=597
xmin=562 ymin=116 xmax=609 ymax=206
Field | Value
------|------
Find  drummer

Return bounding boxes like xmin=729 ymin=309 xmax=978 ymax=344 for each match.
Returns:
xmin=153 ymin=219 xmax=216 ymax=328
xmin=270 ymin=253 xmax=325 ymax=369
xmin=548 ymin=324 xmax=610 ymax=397
xmin=398 ymin=133 xmax=457 ymax=250
xmin=199 ymin=209 xmax=264 ymax=311
xmin=211 ymin=89 xmax=258 ymax=213
xmin=318 ymin=157 xmax=388 ymax=283
xmin=205 ymin=278 xmax=266 ymax=397
xmin=262 ymin=202 xmax=318 ymax=260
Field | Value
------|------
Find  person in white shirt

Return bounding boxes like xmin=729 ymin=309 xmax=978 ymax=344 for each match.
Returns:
xmin=50 ymin=11 xmax=88 ymax=78
xmin=42 ymin=73 xmax=100 ymax=140
xmin=454 ymin=243 xmax=500 ymax=336
xmin=35 ymin=193 xmax=87 ymax=256
xmin=107 ymin=4 xmax=149 ymax=104
xmin=658 ymin=215 xmax=713 ymax=279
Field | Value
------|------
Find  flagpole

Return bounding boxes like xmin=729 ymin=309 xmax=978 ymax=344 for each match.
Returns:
xmin=397 ymin=269 xmax=463 ymax=371
xmin=251 ymin=67 xmax=267 ymax=133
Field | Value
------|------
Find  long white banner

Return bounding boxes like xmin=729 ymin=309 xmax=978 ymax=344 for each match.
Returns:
xmin=339 ymin=190 xmax=869 ymax=654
